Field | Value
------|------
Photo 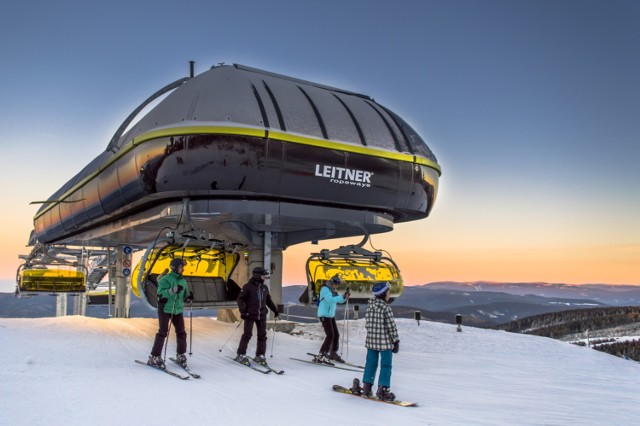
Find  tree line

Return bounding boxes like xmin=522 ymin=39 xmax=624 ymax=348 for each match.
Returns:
xmin=494 ymin=306 xmax=640 ymax=339
xmin=592 ymin=339 xmax=640 ymax=362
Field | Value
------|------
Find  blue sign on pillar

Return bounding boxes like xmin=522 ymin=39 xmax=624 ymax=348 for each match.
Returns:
xmin=121 ymin=246 xmax=133 ymax=278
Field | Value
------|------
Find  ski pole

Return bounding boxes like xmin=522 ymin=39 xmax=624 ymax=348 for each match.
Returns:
xmin=188 ymin=299 xmax=193 ymax=356
xmin=346 ymin=299 xmax=351 ymax=359
xmin=346 ymin=299 xmax=349 ymax=360
xmin=270 ymin=315 xmax=278 ymax=358
xmin=218 ymin=319 xmax=243 ymax=353
xmin=341 ymin=298 xmax=349 ymax=360
xmin=163 ymin=296 xmax=178 ymax=362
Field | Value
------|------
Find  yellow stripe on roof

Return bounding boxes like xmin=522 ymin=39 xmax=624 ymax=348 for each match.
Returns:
xmin=269 ymin=130 xmax=441 ymax=174
xmin=131 ymin=126 xmax=267 ymax=146
xmin=35 ymin=125 xmax=441 ymax=219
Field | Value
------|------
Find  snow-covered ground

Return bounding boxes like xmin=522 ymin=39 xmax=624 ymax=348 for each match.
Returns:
xmin=1 ymin=316 xmax=639 ymax=425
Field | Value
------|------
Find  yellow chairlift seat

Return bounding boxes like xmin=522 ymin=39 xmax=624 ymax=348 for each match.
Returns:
xmin=302 ymin=245 xmax=403 ymax=305
xmin=132 ymin=244 xmax=241 ymax=309
xmin=86 ymin=283 xmax=115 ymax=305
xmin=18 ymin=268 xmax=86 ymax=293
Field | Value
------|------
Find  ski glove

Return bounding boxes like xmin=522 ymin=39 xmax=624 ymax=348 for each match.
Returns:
xmin=185 ymin=291 xmax=194 ymax=302
xmin=240 ymin=312 xmax=250 ymax=319
xmin=169 ymin=286 xmax=181 ymax=295
xmin=392 ymin=341 xmax=400 ymax=354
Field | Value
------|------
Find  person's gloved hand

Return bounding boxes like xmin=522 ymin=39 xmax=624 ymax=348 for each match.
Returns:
xmin=343 ymin=287 xmax=351 ymax=299
xmin=392 ymin=341 xmax=400 ymax=353
xmin=185 ymin=291 xmax=194 ymax=302
xmin=169 ymin=286 xmax=181 ymax=295
xmin=241 ymin=312 xmax=250 ymax=319
xmin=273 ymin=311 xmax=280 ymax=319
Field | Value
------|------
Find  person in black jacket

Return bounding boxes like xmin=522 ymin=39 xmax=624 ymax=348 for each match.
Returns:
xmin=235 ymin=266 xmax=279 ymax=365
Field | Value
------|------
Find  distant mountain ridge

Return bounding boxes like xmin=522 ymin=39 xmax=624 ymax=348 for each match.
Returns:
xmin=418 ymin=281 xmax=640 ymax=305
xmin=280 ymin=283 xmax=639 ymax=327
xmin=393 ymin=282 xmax=640 ymax=326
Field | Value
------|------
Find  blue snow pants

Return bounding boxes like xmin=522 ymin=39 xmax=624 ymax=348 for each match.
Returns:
xmin=363 ymin=348 xmax=393 ymax=387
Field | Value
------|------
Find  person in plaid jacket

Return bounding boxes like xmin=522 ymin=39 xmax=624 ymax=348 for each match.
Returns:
xmin=358 ymin=282 xmax=400 ymax=401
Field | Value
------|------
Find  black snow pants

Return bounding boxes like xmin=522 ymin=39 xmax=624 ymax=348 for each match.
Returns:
xmin=151 ymin=310 xmax=187 ymax=356
xmin=237 ymin=318 xmax=268 ymax=357
xmin=319 ymin=316 xmax=340 ymax=354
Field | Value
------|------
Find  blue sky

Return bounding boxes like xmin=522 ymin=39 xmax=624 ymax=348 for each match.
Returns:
xmin=1 ymin=0 xmax=638 ymax=288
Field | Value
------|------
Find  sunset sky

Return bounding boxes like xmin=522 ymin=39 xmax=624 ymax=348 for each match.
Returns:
xmin=0 ymin=0 xmax=638 ymax=292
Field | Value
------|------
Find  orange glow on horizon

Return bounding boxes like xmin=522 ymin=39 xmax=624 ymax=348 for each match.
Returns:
xmin=1 ymin=200 xmax=637 ymax=288
xmin=2 ymin=237 xmax=638 ymax=287
xmin=280 ymin=242 xmax=640 ymax=287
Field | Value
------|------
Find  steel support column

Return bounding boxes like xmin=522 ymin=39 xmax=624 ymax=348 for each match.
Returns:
xmin=114 ymin=246 xmax=132 ymax=318
xmin=55 ymin=294 xmax=67 ymax=317
xmin=72 ymin=248 xmax=87 ymax=316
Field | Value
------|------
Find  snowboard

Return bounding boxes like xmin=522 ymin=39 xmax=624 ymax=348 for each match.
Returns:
xmin=332 ymin=385 xmax=418 ymax=407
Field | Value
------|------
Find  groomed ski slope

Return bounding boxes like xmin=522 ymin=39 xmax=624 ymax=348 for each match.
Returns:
xmin=1 ymin=316 xmax=638 ymax=425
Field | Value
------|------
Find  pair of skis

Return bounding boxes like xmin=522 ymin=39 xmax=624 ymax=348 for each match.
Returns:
xmin=134 ymin=357 xmax=201 ymax=380
xmin=228 ymin=356 xmax=285 ymax=375
xmin=304 ymin=352 xmax=365 ymax=369
xmin=136 ymin=356 xmax=285 ymax=379
xmin=288 ymin=353 xmax=364 ymax=373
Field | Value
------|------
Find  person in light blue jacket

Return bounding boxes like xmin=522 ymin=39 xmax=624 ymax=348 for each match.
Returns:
xmin=314 ymin=275 xmax=350 ymax=364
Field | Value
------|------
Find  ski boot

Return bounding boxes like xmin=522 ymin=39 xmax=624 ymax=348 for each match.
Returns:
xmin=376 ymin=386 xmax=396 ymax=402
xmin=253 ymin=354 xmax=267 ymax=366
xmin=313 ymin=352 xmax=333 ymax=365
xmin=350 ymin=378 xmax=364 ymax=395
xmin=329 ymin=351 xmax=345 ymax=364
xmin=176 ymin=353 xmax=188 ymax=368
xmin=148 ymin=355 xmax=166 ymax=369
xmin=235 ymin=354 xmax=250 ymax=366
xmin=362 ymin=382 xmax=373 ymax=398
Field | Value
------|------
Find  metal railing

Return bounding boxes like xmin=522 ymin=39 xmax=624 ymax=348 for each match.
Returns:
xmin=281 ymin=302 xmax=359 ymax=322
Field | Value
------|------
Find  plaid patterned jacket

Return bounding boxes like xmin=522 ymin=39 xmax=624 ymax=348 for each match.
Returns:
xmin=365 ymin=297 xmax=399 ymax=351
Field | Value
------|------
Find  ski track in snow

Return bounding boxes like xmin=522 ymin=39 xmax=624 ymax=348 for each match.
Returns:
xmin=1 ymin=316 xmax=639 ymax=425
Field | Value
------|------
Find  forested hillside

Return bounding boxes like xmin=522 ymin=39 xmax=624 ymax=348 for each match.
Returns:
xmin=496 ymin=306 xmax=640 ymax=337
xmin=590 ymin=339 xmax=640 ymax=361
xmin=497 ymin=306 xmax=640 ymax=361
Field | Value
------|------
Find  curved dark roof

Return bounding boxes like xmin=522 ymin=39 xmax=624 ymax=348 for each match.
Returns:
xmin=116 ymin=64 xmax=438 ymax=162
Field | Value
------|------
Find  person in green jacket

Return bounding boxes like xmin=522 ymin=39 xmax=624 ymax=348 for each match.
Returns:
xmin=148 ymin=258 xmax=193 ymax=369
